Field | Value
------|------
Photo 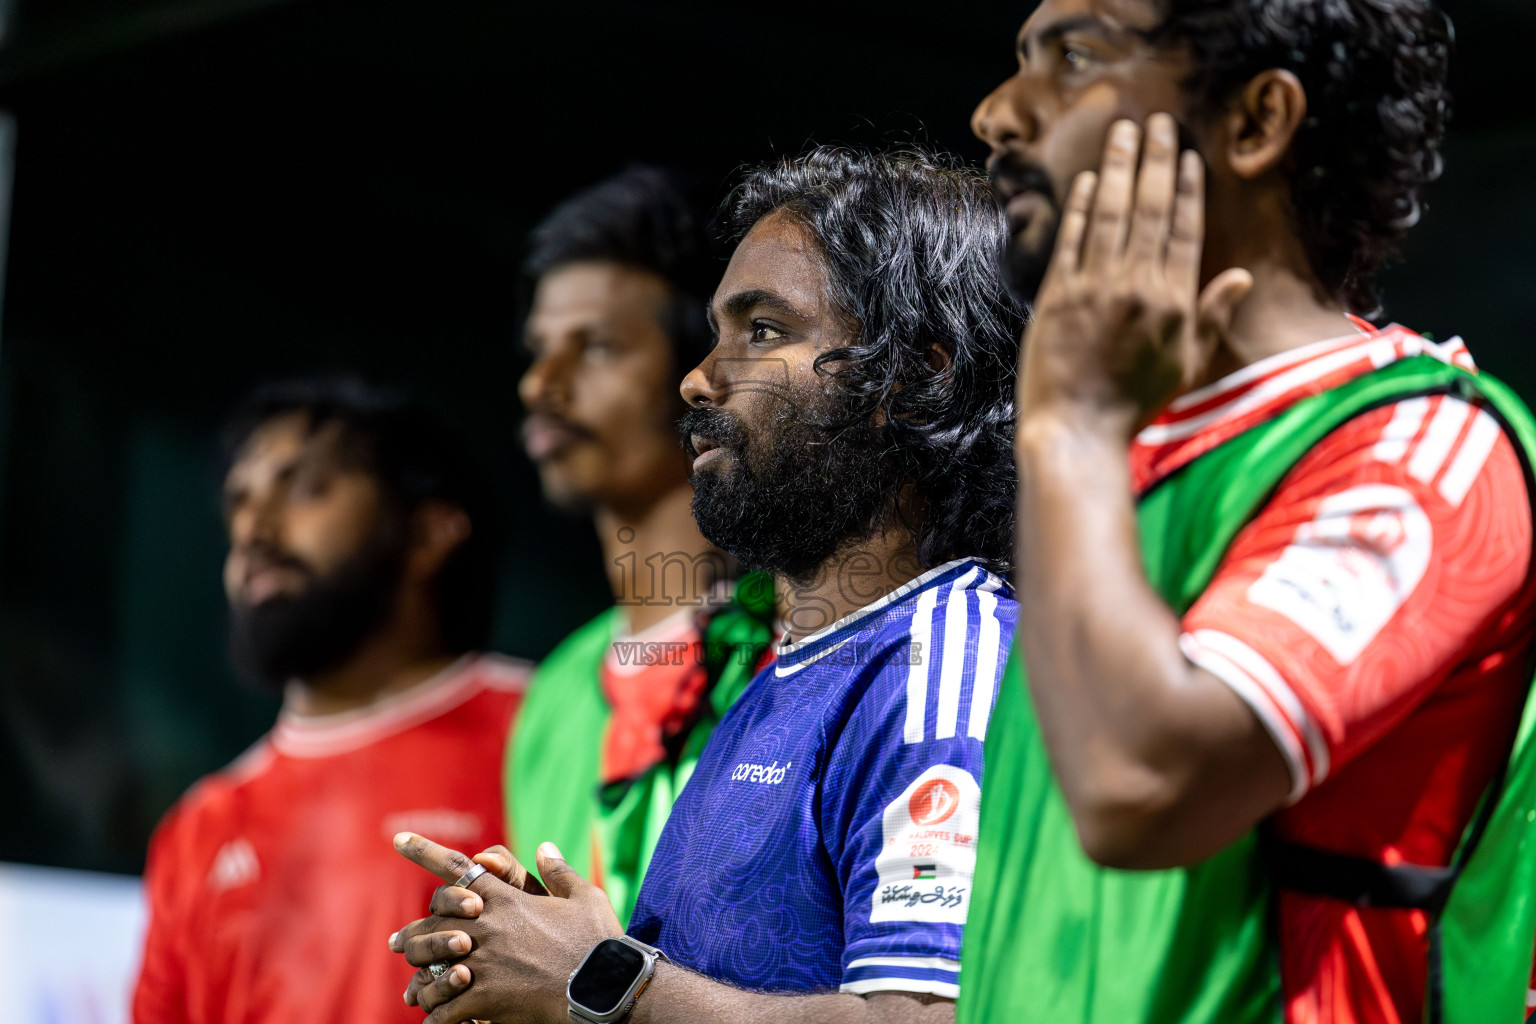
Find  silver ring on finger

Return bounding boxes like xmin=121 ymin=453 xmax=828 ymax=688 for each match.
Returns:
xmin=427 ymin=961 xmax=450 ymax=979
xmin=454 ymin=863 xmax=487 ymax=888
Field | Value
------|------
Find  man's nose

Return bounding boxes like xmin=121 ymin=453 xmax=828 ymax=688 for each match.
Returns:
xmin=972 ymin=75 xmax=1038 ymax=151
xmin=229 ymin=488 xmax=285 ymax=551
xmin=518 ymin=350 xmax=571 ymax=411
xmin=680 ymin=349 xmax=721 ymax=408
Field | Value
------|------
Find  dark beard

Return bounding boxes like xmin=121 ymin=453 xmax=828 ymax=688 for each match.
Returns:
xmin=989 ymin=155 xmax=1060 ymax=303
xmin=1003 ymin=238 xmax=1054 ymax=304
xmin=227 ymin=535 xmax=406 ymax=693
xmin=680 ymin=393 xmax=898 ymax=586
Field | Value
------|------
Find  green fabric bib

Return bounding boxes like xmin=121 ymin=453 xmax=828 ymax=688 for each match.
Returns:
xmin=959 ymin=356 xmax=1536 ymax=1024
xmin=505 ymin=574 xmax=775 ymax=927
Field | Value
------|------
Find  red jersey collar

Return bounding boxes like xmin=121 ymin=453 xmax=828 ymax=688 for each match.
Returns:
xmin=1130 ymin=318 xmax=1475 ymax=494
xmin=270 ymin=654 xmax=519 ymax=758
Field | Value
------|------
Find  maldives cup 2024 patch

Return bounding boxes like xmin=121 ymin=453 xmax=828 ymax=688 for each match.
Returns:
xmin=871 ymin=763 xmax=981 ymax=925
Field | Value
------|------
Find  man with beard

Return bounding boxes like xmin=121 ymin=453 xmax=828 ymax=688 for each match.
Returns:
xmin=381 ymin=146 xmax=1026 ymax=1024
xmin=508 ymin=166 xmax=776 ymax=930
xmin=133 ymin=378 xmax=528 ymax=1024
xmin=962 ymin=2 xmax=1536 ymax=1023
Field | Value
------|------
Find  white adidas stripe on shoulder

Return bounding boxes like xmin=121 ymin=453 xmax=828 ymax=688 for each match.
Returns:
xmin=934 ymin=566 xmax=983 ymax=740
xmin=1371 ymin=396 xmax=1430 ymax=465
xmin=967 ymin=582 xmax=1004 ymax=741
xmin=903 ymin=565 xmax=1011 ymax=746
xmin=903 ymin=585 xmax=943 ymax=745
xmin=1379 ymin=394 xmax=1509 ymax=509
xmin=1407 ymin=395 xmax=1472 ymax=486
xmin=1437 ymin=409 xmax=1503 ymax=507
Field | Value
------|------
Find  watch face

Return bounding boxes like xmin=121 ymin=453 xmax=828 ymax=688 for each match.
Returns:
xmin=570 ymin=939 xmax=647 ymax=1016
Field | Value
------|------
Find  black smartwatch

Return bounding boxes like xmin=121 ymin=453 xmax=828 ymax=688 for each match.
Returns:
xmin=566 ymin=935 xmax=668 ymax=1024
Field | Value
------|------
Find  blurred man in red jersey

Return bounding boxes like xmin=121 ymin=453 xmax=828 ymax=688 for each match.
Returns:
xmin=133 ymin=377 xmax=528 ymax=1024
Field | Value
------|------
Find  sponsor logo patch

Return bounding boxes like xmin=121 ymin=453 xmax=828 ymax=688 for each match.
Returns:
xmin=909 ymin=779 xmax=960 ymax=826
xmin=1248 ymin=484 xmax=1431 ymax=665
xmin=870 ymin=764 xmax=980 ymax=925
xmin=730 ymin=760 xmax=792 ymax=785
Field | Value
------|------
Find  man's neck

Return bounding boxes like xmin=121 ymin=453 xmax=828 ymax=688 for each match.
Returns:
xmin=1197 ymin=234 xmax=1356 ymax=389
xmin=284 ymin=614 xmax=459 ymax=718
xmin=596 ymin=484 xmax=722 ymax=635
xmin=777 ymin=528 xmax=925 ymax=644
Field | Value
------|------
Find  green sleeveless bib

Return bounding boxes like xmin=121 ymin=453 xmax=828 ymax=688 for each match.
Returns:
xmin=505 ymin=574 xmax=775 ymax=926
xmin=959 ymin=356 xmax=1536 ymax=1023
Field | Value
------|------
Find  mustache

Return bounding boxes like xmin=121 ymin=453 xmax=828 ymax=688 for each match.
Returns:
xmin=521 ymin=411 xmax=596 ymax=442
xmin=238 ymin=542 xmax=314 ymax=585
xmin=678 ymin=406 xmax=749 ymax=460
xmin=987 ymin=152 xmax=1057 ymax=207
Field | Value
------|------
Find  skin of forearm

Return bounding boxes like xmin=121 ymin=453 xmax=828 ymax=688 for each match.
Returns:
xmin=1014 ymin=404 xmax=1286 ymax=868
xmin=629 ymin=964 xmax=954 ymax=1024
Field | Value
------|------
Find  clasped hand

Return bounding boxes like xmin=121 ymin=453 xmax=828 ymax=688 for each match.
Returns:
xmin=387 ymin=833 xmax=623 ymax=1024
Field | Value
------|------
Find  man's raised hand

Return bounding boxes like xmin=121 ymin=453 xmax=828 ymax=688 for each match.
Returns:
xmin=1019 ymin=113 xmax=1252 ymax=431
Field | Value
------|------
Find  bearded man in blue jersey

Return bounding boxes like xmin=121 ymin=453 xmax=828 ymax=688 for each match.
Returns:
xmin=384 ymin=146 xmax=1027 ymax=1024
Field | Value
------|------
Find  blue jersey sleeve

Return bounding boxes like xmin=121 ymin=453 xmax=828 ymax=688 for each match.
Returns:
xmin=819 ymin=577 xmax=1013 ymax=998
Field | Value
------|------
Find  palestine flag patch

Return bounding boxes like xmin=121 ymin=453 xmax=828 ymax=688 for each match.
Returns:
xmin=912 ymin=863 xmax=937 ymax=880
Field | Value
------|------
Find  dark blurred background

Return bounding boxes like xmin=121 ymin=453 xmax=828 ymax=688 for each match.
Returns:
xmin=0 ymin=0 xmax=1531 ymax=876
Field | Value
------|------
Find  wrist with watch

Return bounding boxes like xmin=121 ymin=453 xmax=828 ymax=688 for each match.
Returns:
xmin=566 ymin=934 xmax=667 ymax=1024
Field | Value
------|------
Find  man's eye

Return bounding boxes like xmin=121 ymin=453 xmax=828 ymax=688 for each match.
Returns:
xmin=750 ymin=323 xmax=787 ymax=343
xmin=1062 ymin=46 xmax=1092 ymax=70
xmin=291 ymin=475 xmax=330 ymax=501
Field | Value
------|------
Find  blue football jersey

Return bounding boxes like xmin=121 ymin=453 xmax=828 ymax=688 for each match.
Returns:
xmin=628 ymin=558 xmax=1016 ymax=997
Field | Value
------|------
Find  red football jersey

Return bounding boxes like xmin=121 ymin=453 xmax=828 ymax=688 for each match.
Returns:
xmin=1135 ymin=322 xmax=1536 ymax=1024
xmin=132 ymin=654 xmax=528 ymax=1024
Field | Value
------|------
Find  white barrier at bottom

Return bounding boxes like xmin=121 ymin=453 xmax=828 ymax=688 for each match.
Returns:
xmin=0 ymin=862 xmax=146 ymax=1024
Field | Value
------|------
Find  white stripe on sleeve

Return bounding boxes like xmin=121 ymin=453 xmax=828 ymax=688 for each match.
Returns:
xmin=839 ymin=976 xmax=960 ymax=999
xmin=1180 ymin=630 xmax=1324 ymax=803
xmin=903 ymin=586 xmax=941 ymax=745
xmin=1437 ymin=409 xmax=1501 ymax=507
xmin=1371 ymin=396 xmax=1429 ymax=465
xmin=967 ymin=586 xmax=1003 ymax=741
xmin=935 ymin=568 xmax=981 ymax=740
xmin=1407 ymin=396 xmax=1472 ymax=485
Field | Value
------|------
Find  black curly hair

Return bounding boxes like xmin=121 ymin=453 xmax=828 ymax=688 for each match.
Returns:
xmin=1146 ymin=0 xmax=1453 ymax=316
xmin=725 ymin=145 xmax=1028 ymax=573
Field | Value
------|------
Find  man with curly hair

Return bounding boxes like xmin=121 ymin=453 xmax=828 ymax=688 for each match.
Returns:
xmin=382 ymin=145 xmax=1028 ymax=1024
xmin=965 ymin=1 xmax=1536 ymax=1022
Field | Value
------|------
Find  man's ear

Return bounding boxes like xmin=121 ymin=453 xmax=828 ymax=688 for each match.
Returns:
xmin=406 ymin=501 xmax=472 ymax=581
xmin=881 ymin=342 xmax=953 ymax=427
xmin=1222 ymin=69 xmax=1308 ymax=180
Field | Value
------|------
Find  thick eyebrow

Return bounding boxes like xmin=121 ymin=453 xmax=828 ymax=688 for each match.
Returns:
xmin=712 ymin=288 xmax=808 ymax=326
xmin=220 ymin=439 xmax=324 ymax=512
xmin=1018 ymin=15 xmax=1114 ymax=58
